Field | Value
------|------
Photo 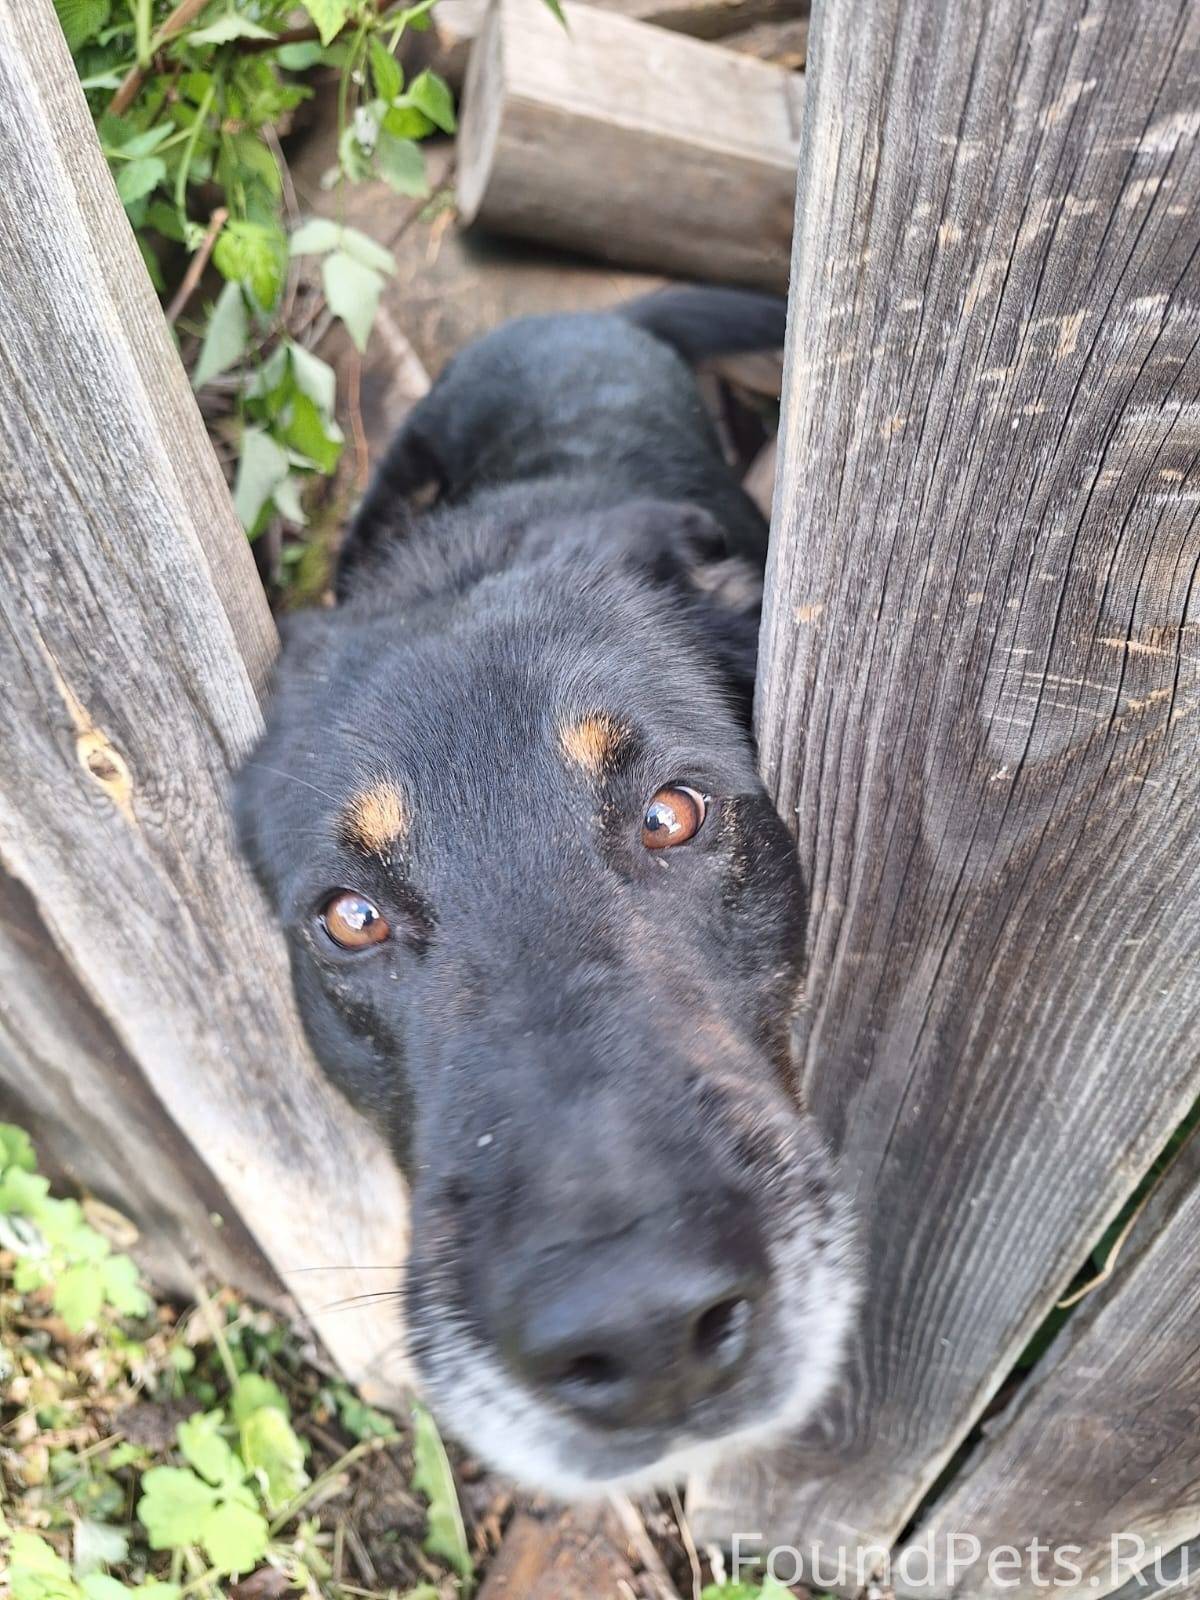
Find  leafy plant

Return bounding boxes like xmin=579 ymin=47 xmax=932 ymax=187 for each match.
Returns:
xmin=54 ymin=0 xmax=454 ymax=545
xmin=0 ymin=1123 xmax=150 ymax=1335
xmin=1 ymin=1127 xmax=474 ymax=1599
xmin=701 ymin=1581 xmax=797 ymax=1598
xmin=411 ymin=1399 xmax=473 ymax=1588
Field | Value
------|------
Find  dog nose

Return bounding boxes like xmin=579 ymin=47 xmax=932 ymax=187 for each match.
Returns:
xmin=497 ymin=1202 xmax=769 ymax=1430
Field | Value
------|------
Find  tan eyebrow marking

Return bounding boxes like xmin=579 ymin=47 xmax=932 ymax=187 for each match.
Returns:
xmin=341 ymin=781 xmax=408 ymax=854
xmin=559 ymin=714 xmax=626 ymax=775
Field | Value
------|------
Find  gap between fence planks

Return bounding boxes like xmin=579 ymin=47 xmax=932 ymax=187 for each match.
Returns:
xmin=897 ymin=1130 xmax=1200 ymax=1597
xmin=456 ymin=0 xmax=804 ymax=290
xmin=0 ymin=0 xmax=409 ymax=1406
xmin=688 ymin=0 xmax=1200 ymax=1575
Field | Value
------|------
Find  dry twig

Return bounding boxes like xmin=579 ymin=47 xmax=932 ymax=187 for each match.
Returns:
xmin=108 ymin=0 xmax=210 ymax=116
xmin=165 ymin=207 xmax=228 ymax=325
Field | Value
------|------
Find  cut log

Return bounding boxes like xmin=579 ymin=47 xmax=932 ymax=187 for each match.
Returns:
xmin=457 ymin=0 xmax=804 ymax=291
xmin=432 ymin=0 xmax=807 ymax=84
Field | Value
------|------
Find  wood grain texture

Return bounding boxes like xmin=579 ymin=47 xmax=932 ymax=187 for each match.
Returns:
xmin=1108 ymin=1538 xmax=1200 ymax=1600
xmin=0 ymin=0 xmax=409 ymax=1404
xmin=690 ymin=0 xmax=1200 ymax=1561
xmin=0 ymin=867 xmax=280 ymax=1303
xmin=432 ymin=0 xmax=806 ymax=84
xmin=897 ymin=1134 xmax=1200 ymax=1597
xmin=457 ymin=0 xmax=804 ymax=290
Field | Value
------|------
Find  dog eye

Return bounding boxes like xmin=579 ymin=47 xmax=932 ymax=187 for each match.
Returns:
xmin=320 ymin=891 xmax=390 ymax=950
xmin=641 ymin=786 xmax=707 ymax=849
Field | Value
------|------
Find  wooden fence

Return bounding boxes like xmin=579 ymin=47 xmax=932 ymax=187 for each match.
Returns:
xmin=0 ymin=0 xmax=407 ymax=1408
xmin=2 ymin=0 xmax=1199 ymax=1591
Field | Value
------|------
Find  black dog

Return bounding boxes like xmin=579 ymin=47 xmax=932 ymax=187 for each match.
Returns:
xmin=235 ymin=287 xmax=856 ymax=1493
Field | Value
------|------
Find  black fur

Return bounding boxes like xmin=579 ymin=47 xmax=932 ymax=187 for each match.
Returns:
xmin=235 ymin=288 xmax=854 ymax=1491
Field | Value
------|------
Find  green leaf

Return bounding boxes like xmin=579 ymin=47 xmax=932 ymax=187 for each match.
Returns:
xmin=382 ymin=103 xmax=434 ymax=139
xmin=0 ymin=1164 xmax=50 ymax=1217
xmin=289 ymin=217 xmax=342 ymax=257
xmin=298 ymin=0 xmax=351 ymax=46
xmin=55 ymin=1263 xmax=105 ymax=1332
xmin=79 ymin=1578 xmax=130 ymax=1600
xmin=145 ymin=201 xmax=186 ymax=243
xmin=0 ymin=1123 xmax=36 ymax=1174
xmin=234 ymin=429 xmax=291 ymax=530
xmin=370 ymin=37 xmax=404 ymax=101
xmin=376 ymin=133 xmax=427 ymax=197
xmin=699 ymin=1584 xmax=795 ymax=1600
xmin=55 ymin=0 xmax=112 ymax=52
xmin=240 ymin=1405 xmax=307 ymax=1508
xmin=137 ymin=1466 xmax=218 ymax=1550
xmin=191 ymin=282 xmax=248 ymax=390
xmin=288 ymin=343 xmax=336 ymax=416
xmin=213 ymin=220 xmax=287 ymax=310
xmin=282 ymin=392 xmax=342 ymax=474
xmin=338 ymin=226 xmax=395 ymax=276
xmin=186 ymin=16 xmax=274 ymax=43
xmin=13 ymin=1254 xmax=54 ymax=1292
xmin=220 ymin=133 xmax=282 ymax=200
xmin=99 ymin=1254 xmax=151 ymax=1318
xmin=321 ymin=251 xmax=384 ymax=353
xmin=74 ymin=1520 xmax=129 ymax=1577
xmin=231 ymin=1373 xmax=289 ymax=1425
xmin=272 ymin=474 xmax=307 ymax=526
xmin=407 ymin=70 xmax=456 ymax=133
xmin=333 ymin=1386 xmax=399 ymax=1441
xmin=277 ymin=40 xmax=324 ymax=69
xmin=177 ymin=1412 xmax=241 ymax=1488
xmin=10 ymin=1530 xmax=81 ymax=1600
xmin=199 ymin=1501 xmax=269 ymax=1576
xmin=410 ymin=1402 xmax=472 ymax=1586
xmin=115 ymin=157 xmax=165 ymax=207
xmin=113 ymin=125 xmax=172 ymax=158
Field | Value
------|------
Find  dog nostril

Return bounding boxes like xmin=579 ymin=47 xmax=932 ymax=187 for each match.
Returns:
xmin=561 ymin=1351 xmax=623 ymax=1389
xmin=693 ymin=1295 xmax=753 ymax=1368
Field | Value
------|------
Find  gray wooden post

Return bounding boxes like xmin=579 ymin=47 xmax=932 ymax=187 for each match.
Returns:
xmin=691 ymin=0 xmax=1200 ymax=1572
xmin=0 ymin=0 xmax=408 ymax=1404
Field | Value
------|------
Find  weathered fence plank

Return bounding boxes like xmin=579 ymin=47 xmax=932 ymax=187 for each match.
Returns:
xmin=457 ymin=0 xmax=804 ymax=290
xmin=0 ymin=867 xmax=280 ymax=1302
xmin=0 ymin=0 xmax=408 ymax=1402
xmin=896 ymin=1132 xmax=1200 ymax=1597
xmin=691 ymin=0 xmax=1200 ymax=1562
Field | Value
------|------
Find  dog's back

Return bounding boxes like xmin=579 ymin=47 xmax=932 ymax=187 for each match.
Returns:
xmin=340 ymin=287 xmax=786 ymax=590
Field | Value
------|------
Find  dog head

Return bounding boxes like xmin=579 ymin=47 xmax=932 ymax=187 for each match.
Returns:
xmin=235 ymin=494 xmax=856 ymax=1493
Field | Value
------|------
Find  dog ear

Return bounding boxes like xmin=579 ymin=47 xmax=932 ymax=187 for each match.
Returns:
xmin=601 ymin=499 xmax=763 ymax=722
xmin=588 ymin=500 xmax=753 ymax=606
xmin=604 ymin=499 xmax=764 ymax=619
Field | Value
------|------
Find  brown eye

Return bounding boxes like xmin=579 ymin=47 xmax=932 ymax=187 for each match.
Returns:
xmin=641 ymin=786 xmax=707 ymax=849
xmin=320 ymin=891 xmax=390 ymax=950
